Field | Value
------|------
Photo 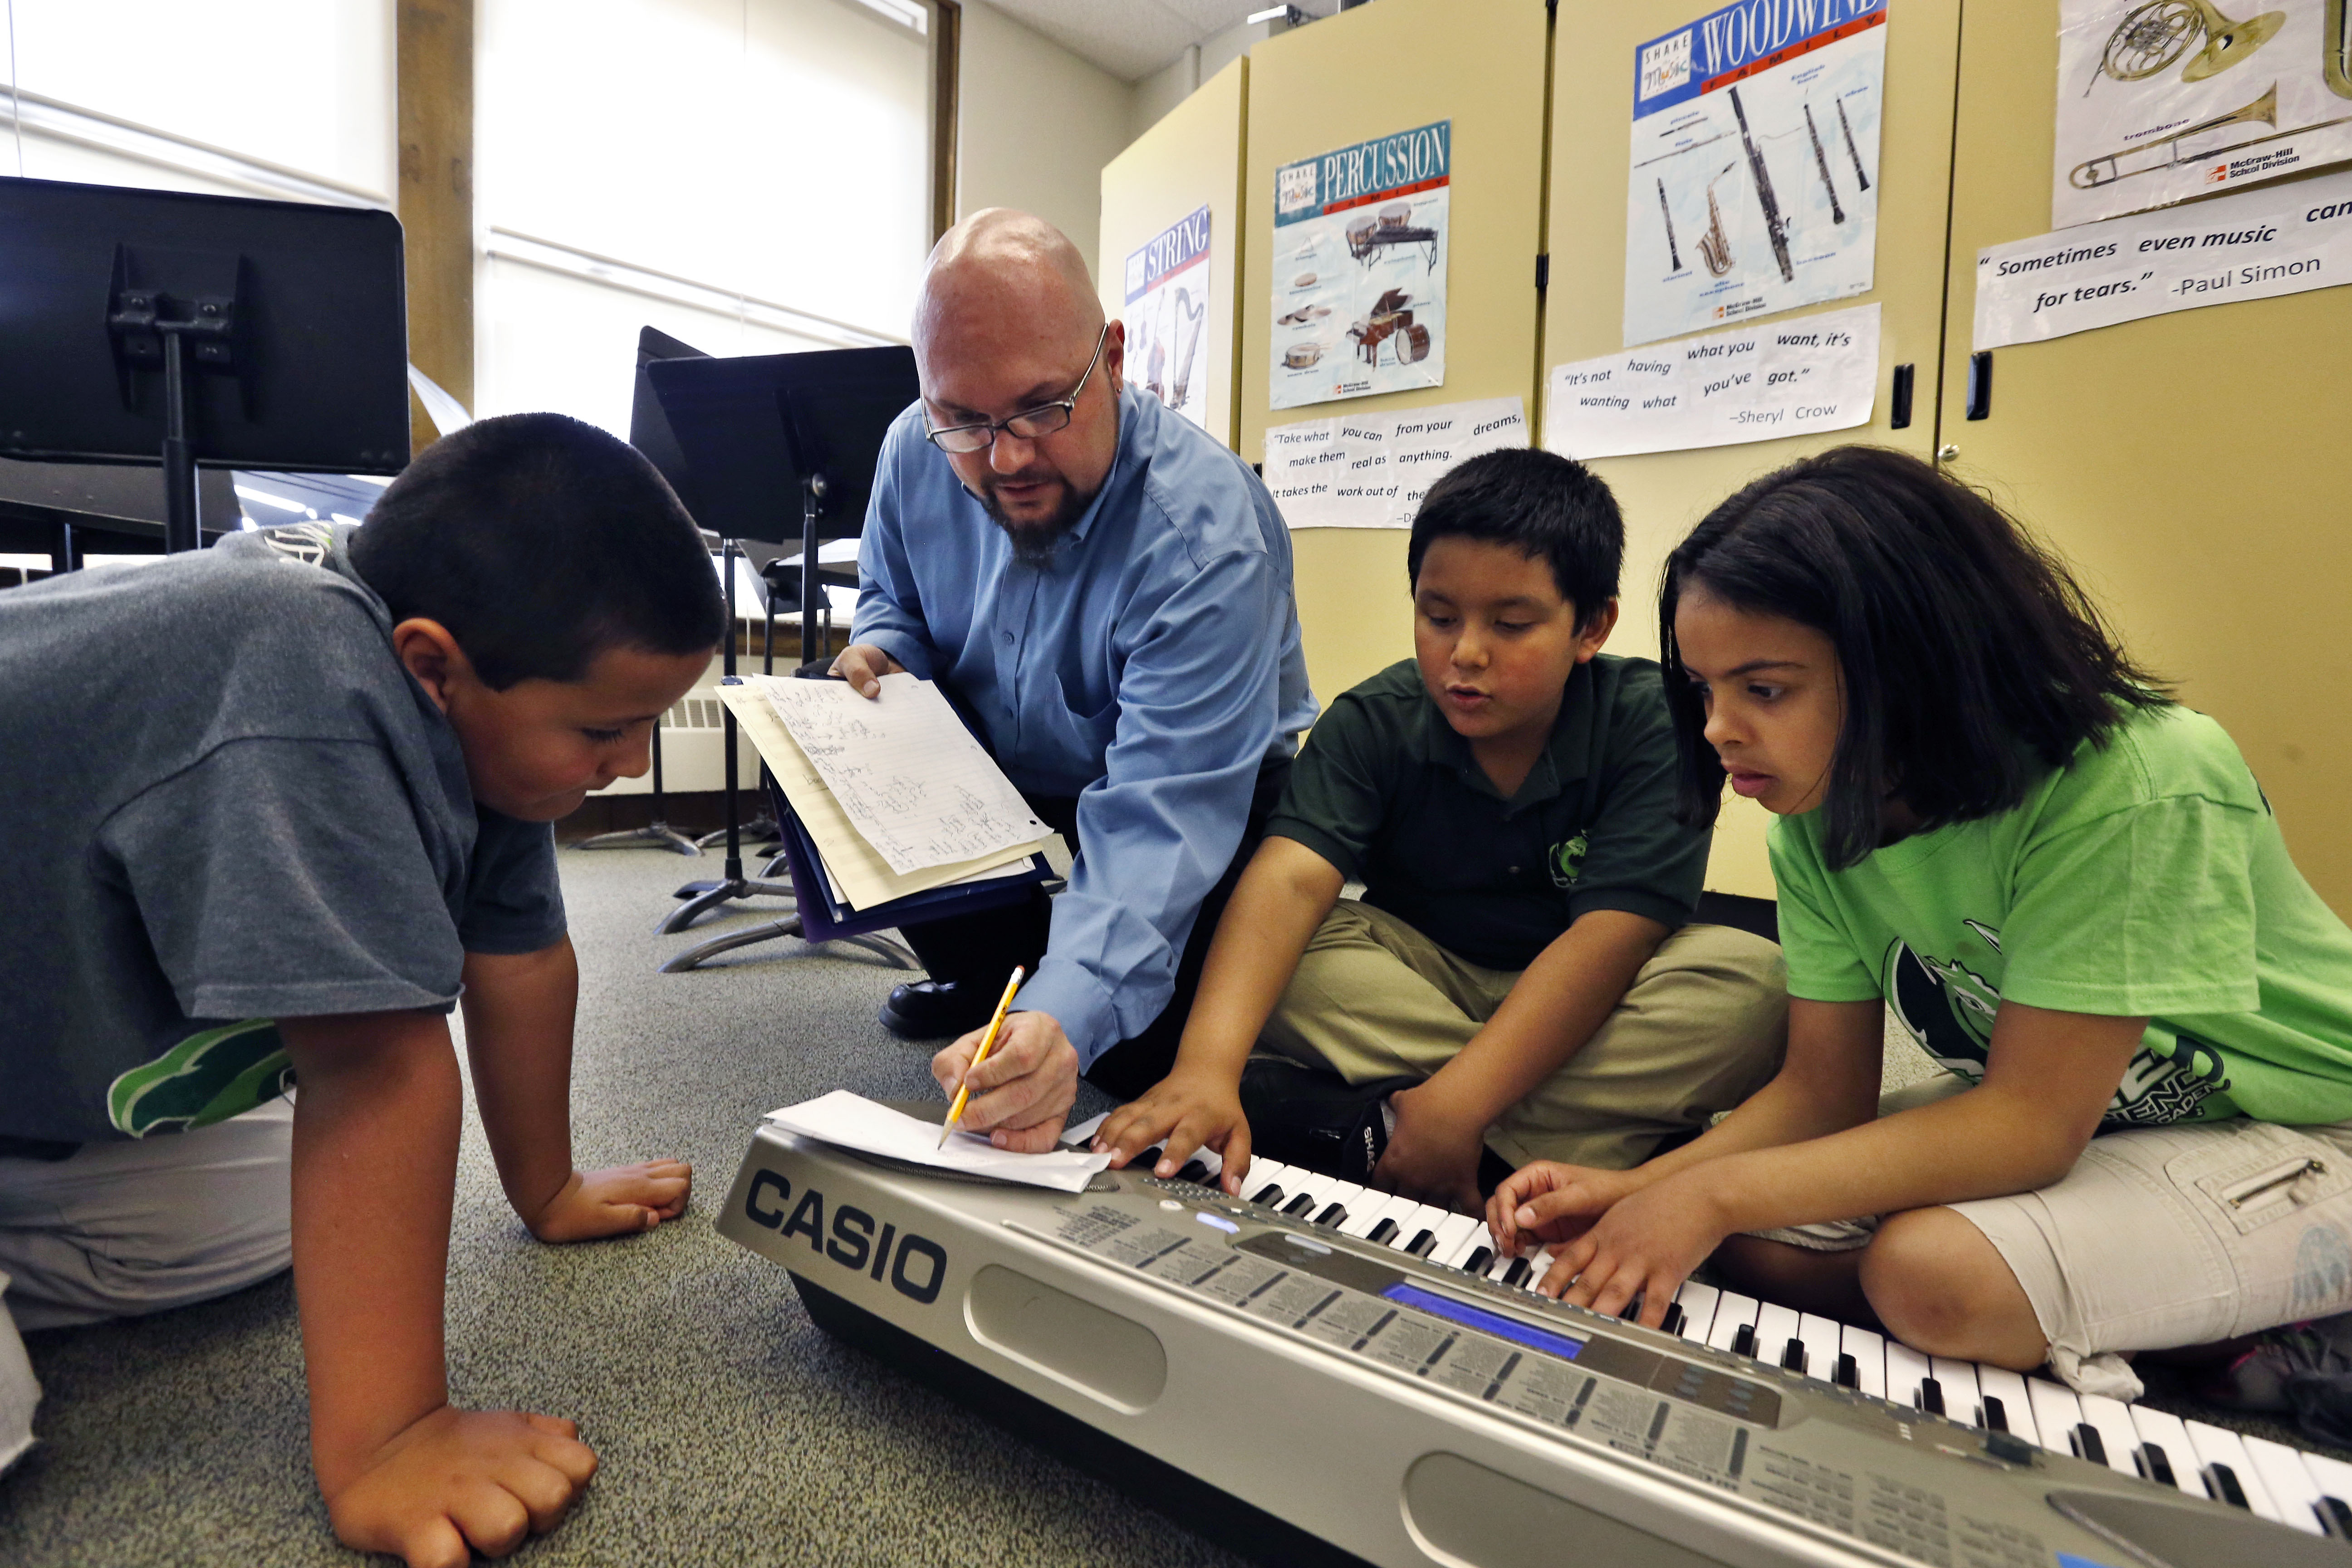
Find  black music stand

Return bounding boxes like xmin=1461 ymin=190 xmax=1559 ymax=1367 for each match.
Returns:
xmin=0 ymin=178 xmax=409 ymax=552
xmin=646 ymin=344 xmax=920 ymax=974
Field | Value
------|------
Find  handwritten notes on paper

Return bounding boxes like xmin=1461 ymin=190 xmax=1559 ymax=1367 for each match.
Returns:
xmin=1544 ymin=302 xmax=1879 ymax=460
xmin=762 ymin=672 xmax=1049 ymax=876
xmin=1262 ymin=395 xmax=1527 ymax=529
xmin=764 ymin=1091 xmax=1115 ymax=1193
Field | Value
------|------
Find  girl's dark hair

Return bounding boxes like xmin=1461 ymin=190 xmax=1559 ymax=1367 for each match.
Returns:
xmin=351 ymin=412 xmax=724 ymax=689
xmin=1658 ymin=445 xmax=2165 ymax=869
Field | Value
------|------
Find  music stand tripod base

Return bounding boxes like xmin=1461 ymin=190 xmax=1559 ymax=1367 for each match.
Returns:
xmin=657 ymin=914 xmax=918 ymax=975
xmin=575 ymin=822 xmax=702 ymax=856
xmin=655 ymin=872 xmax=798 ymax=936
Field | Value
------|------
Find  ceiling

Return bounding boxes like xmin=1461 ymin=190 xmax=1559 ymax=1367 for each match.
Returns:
xmin=976 ymin=0 xmax=1337 ymax=83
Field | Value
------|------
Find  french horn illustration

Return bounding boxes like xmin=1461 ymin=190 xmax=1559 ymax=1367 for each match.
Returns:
xmin=2095 ymin=0 xmax=2283 ymax=87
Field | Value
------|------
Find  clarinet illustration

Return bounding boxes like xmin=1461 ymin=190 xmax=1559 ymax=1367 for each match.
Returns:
xmin=1836 ymin=97 xmax=1872 ymax=192
xmin=1657 ymin=177 xmax=1686 ymax=273
xmin=1729 ymin=85 xmax=1794 ymax=283
xmin=1804 ymin=102 xmax=1847 ymax=224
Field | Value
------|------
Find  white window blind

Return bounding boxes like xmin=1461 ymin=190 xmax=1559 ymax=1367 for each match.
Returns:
xmin=476 ymin=0 xmax=931 ymax=435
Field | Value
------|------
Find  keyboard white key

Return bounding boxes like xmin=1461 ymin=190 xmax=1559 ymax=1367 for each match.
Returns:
xmin=1673 ymin=1282 xmax=1720 ymax=1344
xmin=1425 ymin=1212 xmax=1481 ymax=1263
xmin=1884 ymin=1341 xmax=1933 ymax=1411
xmin=2127 ymin=1405 xmax=2197 ymax=1493
xmin=1839 ymin=1325 xmax=1887 ymax=1400
xmin=1519 ymin=1249 xmax=1556 ymax=1292
xmin=1336 ymin=1191 xmax=1417 ymax=1241
xmin=1386 ymin=1201 xmax=1453 ymax=1255
xmin=1440 ymin=1224 xmax=1496 ymax=1270
xmin=1707 ymin=1292 xmax=1761 ymax=1356
xmin=1754 ymin=1303 xmax=1805 ymax=1372
xmin=2185 ymin=1419 xmax=2283 ymax=1521
xmin=1241 ymin=1159 xmax=1299 ymax=1206
xmin=2074 ymin=1392 xmax=2141 ymax=1477
xmin=2026 ymin=1378 xmax=2083 ymax=1456
xmin=1974 ymin=1366 xmax=2038 ymax=1446
xmin=1796 ymin=1314 xmax=1844 ymax=1386
xmin=1930 ymin=1357 xmax=1980 ymax=1426
xmin=2300 ymin=1450 xmax=2352 ymax=1534
xmin=2245 ymin=1435 xmax=2329 ymax=1536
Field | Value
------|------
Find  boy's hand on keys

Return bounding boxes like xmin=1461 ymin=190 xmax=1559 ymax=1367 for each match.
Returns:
xmin=324 ymin=1404 xmax=598 ymax=1568
xmin=1095 ymin=1068 xmax=1253 ymax=1195
xmin=1486 ymin=1160 xmax=1647 ymax=1257
xmin=1371 ymin=1083 xmax=1485 ymax=1215
xmin=522 ymin=1161 xmax=692 ymax=1243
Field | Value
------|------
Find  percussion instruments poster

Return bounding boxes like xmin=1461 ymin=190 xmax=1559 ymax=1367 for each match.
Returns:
xmin=1625 ymin=0 xmax=1886 ymax=348
xmin=1545 ymin=302 xmax=1880 ymax=460
xmin=1262 ymin=396 xmax=1526 ymax=529
xmin=1976 ymin=164 xmax=2352 ymax=346
xmin=1269 ymin=119 xmax=1451 ymax=412
xmin=2056 ymin=0 xmax=2352 ymax=230
xmin=1122 ymin=205 xmax=1213 ymax=431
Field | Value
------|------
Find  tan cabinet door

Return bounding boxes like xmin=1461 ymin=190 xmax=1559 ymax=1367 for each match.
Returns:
xmin=1543 ymin=0 xmax=1963 ymax=896
xmin=1937 ymin=4 xmax=2352 ymax=917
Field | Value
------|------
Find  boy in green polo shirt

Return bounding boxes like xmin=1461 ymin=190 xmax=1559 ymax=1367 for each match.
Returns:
xmin=1097 ymin=449 xmax=1786 ymax=1214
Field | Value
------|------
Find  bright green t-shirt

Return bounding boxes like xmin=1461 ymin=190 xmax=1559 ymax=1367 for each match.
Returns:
xmin=1769 ymin=703 xmax=2352 ymax=1127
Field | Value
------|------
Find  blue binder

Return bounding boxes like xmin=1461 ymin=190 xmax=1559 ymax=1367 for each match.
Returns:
xmin=762 ymin=771 xmax=1050 ymax=944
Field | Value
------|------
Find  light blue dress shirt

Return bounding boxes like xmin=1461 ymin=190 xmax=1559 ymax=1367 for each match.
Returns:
xmin=854 ymin=385 xmax=1318 ymax=1065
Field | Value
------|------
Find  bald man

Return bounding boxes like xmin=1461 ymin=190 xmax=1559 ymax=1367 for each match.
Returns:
xmin=833 ymin=210 xmax=1315 ymax=1151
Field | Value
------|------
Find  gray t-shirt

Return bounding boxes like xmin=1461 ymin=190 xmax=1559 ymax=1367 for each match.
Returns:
xmin=0 ymin=524 xmax=565 ymax=1144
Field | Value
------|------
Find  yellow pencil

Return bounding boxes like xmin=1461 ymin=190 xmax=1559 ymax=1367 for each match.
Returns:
xmin=939 ymin=965 xmax=1025 ymax=1148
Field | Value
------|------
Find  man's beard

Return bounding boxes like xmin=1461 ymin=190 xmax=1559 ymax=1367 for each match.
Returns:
xmin=974 ymin=476 xmax=1087 ymax=568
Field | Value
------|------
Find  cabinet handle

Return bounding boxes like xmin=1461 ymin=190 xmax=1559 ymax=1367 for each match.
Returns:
xmin=1890 ymin=363 xmax=1915 ymax=429
xmin=1965 ymin=351 xmax=1993 ymax=421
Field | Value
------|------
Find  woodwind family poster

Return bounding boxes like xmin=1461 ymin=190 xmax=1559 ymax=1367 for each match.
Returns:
xmin=2056 ymin=0 xmax=2352 ymax=229
xmin=1123 ymin=205 xmax=1213 ymax=431
xmin=1269 ymin=119 xmax=1451 ymax=411
xmin=1626 ymin=0 xmax=1886 ymax=347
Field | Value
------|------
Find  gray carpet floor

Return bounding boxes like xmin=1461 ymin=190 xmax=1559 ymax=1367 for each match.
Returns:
xmin=2 ymin=848 xmax=2344 ymax=1564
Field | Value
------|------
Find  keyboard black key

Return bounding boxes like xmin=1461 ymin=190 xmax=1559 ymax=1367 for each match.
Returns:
xmin=2073 ymin=1423 xmax=2107 ymax=1466
xmin=1283 ymin=1193 xmax=1316 ymax=1217
xmin=1137 ymin=1148 xmax=1165 ymax=1171
xmin=1250 ymin=1184 xmax=1285 ymax=1208
xmin=1313 ymin=1203 xmax=1348 ymax=1228
xmin=1834 ymin=1353 xmax=1859 ymax=1390
xmin=1502 ymin=1258 xmax=1532 ymax=1288
xmin=1981 ymin=1395 xmax=2008 ymax=1433
xmin=2318 ymin=1495 xmax=2352 ymax=1537
xmin=2137 ymin=1443 xmax=2176 ymax=1489
xmin=1661 ymin=1303 xmax=1685 ymax=1337
xmin=1174 ymin=1161 xmax=1210 ymax=1186
xmin=1407 ymin=1230 xmax=1439 ymax=1257
xmin=1462 ymin=1247 xmax=1494 ymax=1274
xmin=2209 ymin=1462 xmax=2250 ymax=1511
xmin=1367 ymin=1219 xmax=1400 ymax=1245
xmin=1731 ymin=1323 xmax=1757 ymax=1359
xmin=1780 ymin=1338 xmax=1807 ymax=1374
xmin=1919 ymin=1377 xmax=1945 ymax=1416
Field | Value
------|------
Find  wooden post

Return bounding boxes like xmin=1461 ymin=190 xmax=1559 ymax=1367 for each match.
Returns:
xmin=932 ymin=0 xmax=961 ymax=244
xmin=397 ymin=0 xmax=474 ymax=457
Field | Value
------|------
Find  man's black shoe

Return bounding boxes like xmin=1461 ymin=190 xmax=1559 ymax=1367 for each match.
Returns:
xmin=878 ymin=980 xmax=998 ymax=1040
xmin=1238 ymin=1057 xmax=1418 ymax=1183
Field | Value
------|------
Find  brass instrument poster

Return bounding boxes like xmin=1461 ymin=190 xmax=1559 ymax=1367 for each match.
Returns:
xmin=1269 ymin=120 xmax=1450 ymax=412
xmin=1122 ymin=205 xmax=1212 ymax=431
xmin=1625 ymin=0 xmax=1886 ymax=348
xmin=1545 ymin=302 xmax=1879 ymax=459
xmin=2056 ymin=0 xmax=2352 ymax=229
xmin=1261 ymin=396 xmax=1526 ymax=529
xmin=1977 ymin=165 xmax=2352 ymax=346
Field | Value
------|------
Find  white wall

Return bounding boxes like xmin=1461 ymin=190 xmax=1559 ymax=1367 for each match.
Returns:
xmin=956 ymin=0 xmax=1134 ymax=283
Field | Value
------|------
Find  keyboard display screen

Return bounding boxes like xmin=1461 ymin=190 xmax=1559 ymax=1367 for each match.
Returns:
xmin=1383 ymin=1284 xmax=1586 ymax=1363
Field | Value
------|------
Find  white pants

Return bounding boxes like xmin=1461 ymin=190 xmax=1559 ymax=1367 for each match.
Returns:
xmin=0 ymin=1098 xmax=294 ymax=1474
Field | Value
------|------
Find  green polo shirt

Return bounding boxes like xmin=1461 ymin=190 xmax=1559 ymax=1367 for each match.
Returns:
xmin=1266 ymin=654 xmax=1708 ymax=972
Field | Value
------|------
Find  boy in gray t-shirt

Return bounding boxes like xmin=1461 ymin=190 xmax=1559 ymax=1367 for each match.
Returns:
xmin=0 ymin=414 xmax=722 ymax=1564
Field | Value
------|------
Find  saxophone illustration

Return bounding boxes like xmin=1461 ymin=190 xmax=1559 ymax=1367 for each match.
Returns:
xmin=1695 ymin=164 xmax=1737 ymax=277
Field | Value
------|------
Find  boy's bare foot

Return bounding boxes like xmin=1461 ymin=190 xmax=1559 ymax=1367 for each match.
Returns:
xmin=324 ymin=1405 xmax=598 ymax=1568
xmin=522 ymin=1160 xmax=692 ymax=1241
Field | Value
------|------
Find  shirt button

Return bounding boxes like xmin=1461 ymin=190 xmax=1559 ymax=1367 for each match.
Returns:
xmin=1508 ymin=866 xmax=1520 ymax=876
xmin=1001 ymin=632 xmax=1014 ymax=645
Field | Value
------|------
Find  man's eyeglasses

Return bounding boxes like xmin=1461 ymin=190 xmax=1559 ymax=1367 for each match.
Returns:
xmin=922 ymin=324 xmax=1108 ymax=455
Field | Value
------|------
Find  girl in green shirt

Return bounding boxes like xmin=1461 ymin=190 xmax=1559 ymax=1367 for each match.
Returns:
xmin=1487 ymin=445 xmax=2352 ymax=1401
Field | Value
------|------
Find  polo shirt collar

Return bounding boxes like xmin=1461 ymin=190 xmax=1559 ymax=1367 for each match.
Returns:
xmin=1422 ymin=657 xmax=1599 ymax=815
xmin=1057 ymin=383 xmax=1144 ymax=552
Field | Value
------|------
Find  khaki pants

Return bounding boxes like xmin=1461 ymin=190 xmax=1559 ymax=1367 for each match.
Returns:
xmin=1259 ymin=902 xmax=1788 ymax=1171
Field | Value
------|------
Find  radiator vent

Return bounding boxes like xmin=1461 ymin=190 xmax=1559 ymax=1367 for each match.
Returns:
xmin=667 ymin=696 xmax=727 ymax=731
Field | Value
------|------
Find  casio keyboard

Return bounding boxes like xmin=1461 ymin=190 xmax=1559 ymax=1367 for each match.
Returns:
xmin=717 ymin=1120 xmax=2352 ymax=1568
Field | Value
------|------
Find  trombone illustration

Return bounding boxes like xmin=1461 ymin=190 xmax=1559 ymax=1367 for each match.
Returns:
xmin=2068 ymin=81 xmax=2352 ymax=186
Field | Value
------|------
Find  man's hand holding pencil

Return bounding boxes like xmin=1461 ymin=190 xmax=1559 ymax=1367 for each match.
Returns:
xmin=931 ymin=972 xmax=1081 ymax=1153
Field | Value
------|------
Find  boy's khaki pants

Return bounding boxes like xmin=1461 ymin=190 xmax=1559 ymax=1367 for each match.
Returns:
xmin=1259 ymin=902 xmax=1788 ymax=1171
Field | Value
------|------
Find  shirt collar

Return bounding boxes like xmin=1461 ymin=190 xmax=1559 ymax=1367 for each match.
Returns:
xmin=1057 ymin=382 xmax=1142 ymax=550
xmin=1422 ymin=658 xmax=1599 ymax=813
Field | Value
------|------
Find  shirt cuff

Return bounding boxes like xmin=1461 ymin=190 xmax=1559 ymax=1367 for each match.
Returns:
xmin=856 ymin=627 xmax=936 ymax=681
xmin=1014 ymin=959 xmax=1123 ymax=1071
xmin=1263 ymin=820 xmax=1362 ymax=884
xmin=1566 ymin=888 xmax=1698 ymax=931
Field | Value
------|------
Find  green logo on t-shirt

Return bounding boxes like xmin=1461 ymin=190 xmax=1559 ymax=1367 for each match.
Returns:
xmin=1549 ymin=833 xmax=1590 ymax=889
xmin=108 ymin=1019 xmax=293 ymax=1137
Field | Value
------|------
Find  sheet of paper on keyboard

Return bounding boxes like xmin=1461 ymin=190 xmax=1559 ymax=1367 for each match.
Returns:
xmin=764 ymin=1090 xmax=1115 ymax=1193
xmin=718 ymin=680 xmax=1042 ymax=910
xmin=763 ymin=672 xmax=1050 ymax=875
